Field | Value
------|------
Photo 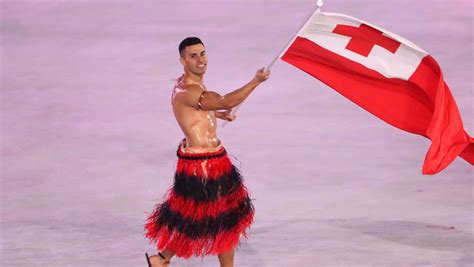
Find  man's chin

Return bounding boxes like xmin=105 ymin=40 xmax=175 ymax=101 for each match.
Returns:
xmin=189 ymin=68 xmax=206 ymax=76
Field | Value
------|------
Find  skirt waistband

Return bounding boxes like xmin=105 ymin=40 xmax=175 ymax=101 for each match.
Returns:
xmin=177 ymin=139 xmax=226 ymax=160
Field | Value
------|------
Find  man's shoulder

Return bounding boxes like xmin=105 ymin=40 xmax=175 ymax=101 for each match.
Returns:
xmin=176 ymin=83 xmax=204 ymax=99
xmin=173 ymin=83 xmax=203 ymax=106
xmin=175 ymin=75 xmax=204 ymax=93
xmin=180 ymin=83 xmax=202 ymax=91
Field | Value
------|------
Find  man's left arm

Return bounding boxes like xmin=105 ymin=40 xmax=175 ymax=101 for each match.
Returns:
xmin=214 ymin=109 xmax=236 ymax=121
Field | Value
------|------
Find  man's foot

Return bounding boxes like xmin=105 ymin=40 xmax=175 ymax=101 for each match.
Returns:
xmin=148 ymin=254 xmax=170 ymax=267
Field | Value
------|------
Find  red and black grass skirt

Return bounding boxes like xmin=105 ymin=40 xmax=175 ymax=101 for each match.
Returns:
xmin=144 ymin=142 xmax=255 ymax=258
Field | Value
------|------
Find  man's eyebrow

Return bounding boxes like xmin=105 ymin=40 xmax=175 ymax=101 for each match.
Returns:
xmin=188 ymin=51 xmax=205 ymax=56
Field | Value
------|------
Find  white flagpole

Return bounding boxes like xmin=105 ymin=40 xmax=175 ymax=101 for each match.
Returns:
xmin=222 ymin=0 xmax=324 ymax=128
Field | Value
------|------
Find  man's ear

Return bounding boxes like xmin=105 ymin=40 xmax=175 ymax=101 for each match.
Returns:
xmin=180 ymin=56 xmax=185 ymax=66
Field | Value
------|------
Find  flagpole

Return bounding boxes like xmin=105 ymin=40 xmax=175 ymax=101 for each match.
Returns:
xmin=222 ymin=0 xmax=324 ymax=128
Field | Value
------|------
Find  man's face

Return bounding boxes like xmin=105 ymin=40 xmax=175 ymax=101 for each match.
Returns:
xmin=180 ymin=43 xmax=207 ymax=75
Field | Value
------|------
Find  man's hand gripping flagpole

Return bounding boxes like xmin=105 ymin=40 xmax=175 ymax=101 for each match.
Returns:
xmin=221 ymin=0 xmax=324 ymax=128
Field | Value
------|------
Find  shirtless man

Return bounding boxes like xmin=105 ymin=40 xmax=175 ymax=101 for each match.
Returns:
xmin=172 ymin=39 xmax=270 ymax=148
xmin=144 ymin=37 xmax=270 ymax=267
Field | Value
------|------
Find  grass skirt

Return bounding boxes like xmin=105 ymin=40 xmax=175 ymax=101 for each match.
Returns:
xmin=144 ymin=142 xmax=254 ymax=258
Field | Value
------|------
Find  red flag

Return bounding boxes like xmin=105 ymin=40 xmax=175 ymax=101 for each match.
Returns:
xmin=280 ymin=11 xmax=473 ymax=174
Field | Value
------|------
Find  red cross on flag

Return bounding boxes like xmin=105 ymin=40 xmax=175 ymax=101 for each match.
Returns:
xmin=280 ymin=11 xmax=473 ymax=175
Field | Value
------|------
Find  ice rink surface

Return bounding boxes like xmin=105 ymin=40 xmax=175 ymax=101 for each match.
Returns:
xmin=1 ymin=0 xmax=473 ymax=266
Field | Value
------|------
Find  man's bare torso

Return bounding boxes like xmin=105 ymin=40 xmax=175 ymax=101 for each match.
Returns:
xmin=172 ymin=75 xmax=220 ymax=148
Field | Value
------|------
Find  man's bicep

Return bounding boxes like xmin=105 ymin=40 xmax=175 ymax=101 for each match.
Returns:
xmin=200 ymin=91 xmax=227 ymax=111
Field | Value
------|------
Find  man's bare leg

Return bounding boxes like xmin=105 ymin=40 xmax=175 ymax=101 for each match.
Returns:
xmin=218 ymin=249 xmax=235 ymax=267
xmin=148 ymin=249 xmax=175 ymax=267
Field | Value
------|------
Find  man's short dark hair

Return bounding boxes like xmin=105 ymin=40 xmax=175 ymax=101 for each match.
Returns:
xmin=179 ymin=37 xmax=204 ymax=57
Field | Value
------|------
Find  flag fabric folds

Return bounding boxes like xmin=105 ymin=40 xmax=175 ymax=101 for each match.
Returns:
xmin=280 ymin=11 xmax=473 ymax=174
